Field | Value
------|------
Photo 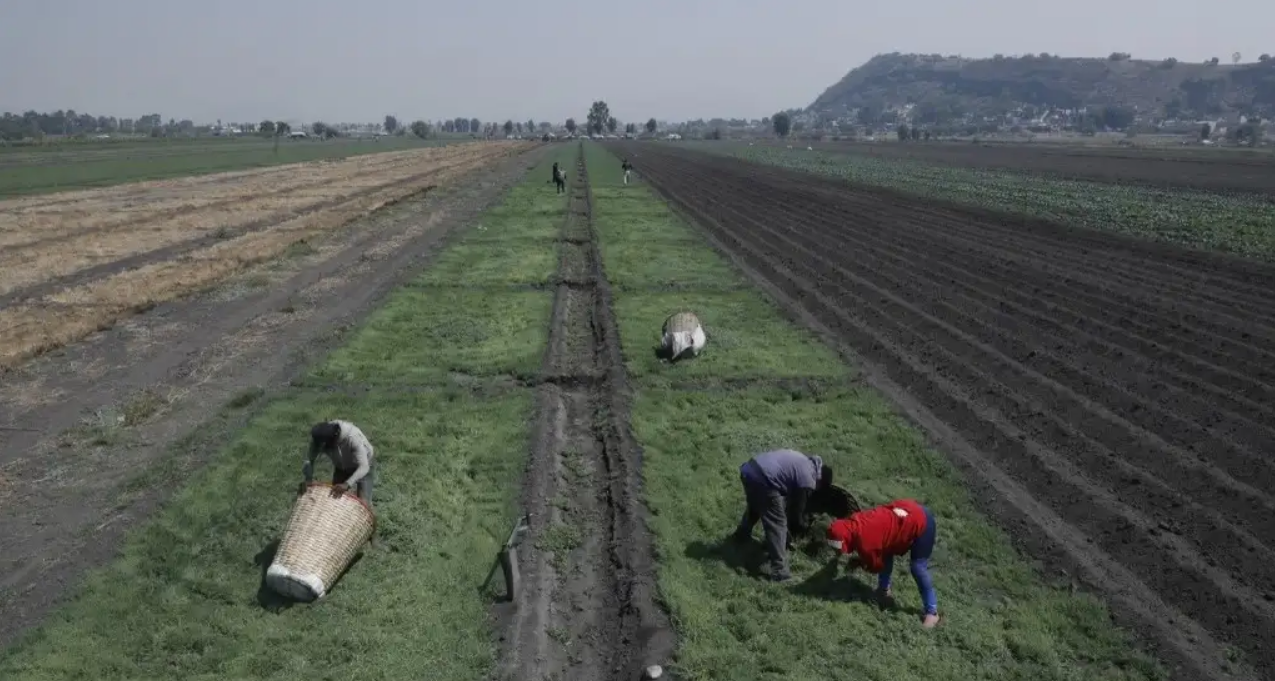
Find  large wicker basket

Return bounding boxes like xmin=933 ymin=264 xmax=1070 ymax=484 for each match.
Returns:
xmin=265 ymin=482 xmax=376 ymax=602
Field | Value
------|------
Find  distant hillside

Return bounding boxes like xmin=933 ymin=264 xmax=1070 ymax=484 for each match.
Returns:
xmin=808 ymin=52 xmax=1275 ymax=123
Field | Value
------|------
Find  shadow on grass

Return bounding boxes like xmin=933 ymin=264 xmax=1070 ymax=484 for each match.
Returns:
xmin=253 ymin=539 xmax=365 ymax=613
xmin=652 ymin=344 xmax=698 ymax=363
xmin=685 ymin=536 xmax=767 ymax=578
xmin=788 ymin=556 xmax=880 ymax=606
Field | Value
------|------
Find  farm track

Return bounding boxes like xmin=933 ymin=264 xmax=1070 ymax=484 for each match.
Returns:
xmin=798 ymin=140 xmax=1275 ymax=197
xmin=501 ymin=145 xmax=673 ymax=681
xmin=613 ymin=141 xmax=1275 ymax=681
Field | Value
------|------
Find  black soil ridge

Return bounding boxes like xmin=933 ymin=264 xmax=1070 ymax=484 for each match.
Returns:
xmin=498 ymin=144 xmax=675 ymax=681
xmin=613 ymin=140 xmax=1273 ymax=681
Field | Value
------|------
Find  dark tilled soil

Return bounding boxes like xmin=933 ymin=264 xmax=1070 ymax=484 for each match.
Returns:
xmin=611 ymin=141 xmax=1275 ymax=681
xmin=0 ymin=145 xmax=554 ymax=652
xmin=788 ymin=139 xmax=1275 ymax=197
xmin=497 ymin=145 xmax=674 ymax=681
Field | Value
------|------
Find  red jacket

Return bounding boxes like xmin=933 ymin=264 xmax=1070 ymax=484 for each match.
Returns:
xmin=826 ymin=499 xmax=927 ymax=573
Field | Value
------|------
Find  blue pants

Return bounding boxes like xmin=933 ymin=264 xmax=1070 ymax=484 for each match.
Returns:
xmin=878 ymin=505 xmax=937 ymax=615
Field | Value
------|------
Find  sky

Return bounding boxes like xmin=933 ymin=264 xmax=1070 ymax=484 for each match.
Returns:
xmin=2 ymin=0 xmax=1272 ymax=126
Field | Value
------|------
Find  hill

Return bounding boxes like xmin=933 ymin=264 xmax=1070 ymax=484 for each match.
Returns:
xmin=808 ymin=52 xmax=1275 ymax=124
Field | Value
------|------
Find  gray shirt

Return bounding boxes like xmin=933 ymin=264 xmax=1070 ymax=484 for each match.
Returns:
xmin=750 ymin=449 xmax=822 ymax=495
xmin=304 ymin=420 xmax=374 ymax=487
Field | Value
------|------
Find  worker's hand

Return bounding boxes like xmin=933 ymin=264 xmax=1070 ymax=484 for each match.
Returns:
xmin=876 ymin=586 xmax=896 ymax=610
xmin=922 ymin=613 xmax=941 ymax=629
xmin=330 ymin=483 xmax=349 ymax=498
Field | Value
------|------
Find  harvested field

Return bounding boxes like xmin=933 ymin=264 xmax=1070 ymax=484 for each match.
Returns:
xmin=609 ymin=140 xmax=1275 ymax=681
xmin=761 ymin=138 xmax=1275 ymax=196
xmin=0 ymin=142 xmax=550 ymax=659
xmin=0 ymin=142 xmax=530 ymax=368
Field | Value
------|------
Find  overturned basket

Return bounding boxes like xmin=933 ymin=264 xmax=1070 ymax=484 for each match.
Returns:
xmin=807 ymin=484 xmax=862 ymax=521
xmin=266 ymin=483 xmax=376 ymax=602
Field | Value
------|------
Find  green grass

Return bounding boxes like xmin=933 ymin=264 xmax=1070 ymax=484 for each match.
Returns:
xmin=690 ymin=142 xmax=1275 ymax=263
xmin=0 ymin=136 xmax=457 ymax=198
xmin=0 ymin=145 xmax=576 ymax=680
xmin=306 ymin=289 xmax=552 ymax=385
xmin=583 ymin=141 xmax=1166 ymax=680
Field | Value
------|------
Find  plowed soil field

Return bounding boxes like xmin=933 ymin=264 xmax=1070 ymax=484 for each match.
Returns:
xmin=609 ymin=141 xmax=1275 ymax=681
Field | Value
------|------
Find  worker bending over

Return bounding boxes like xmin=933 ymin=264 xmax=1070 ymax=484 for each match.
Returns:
xmin=826 ymin=498 xmax=940 ymax=628
xmin=733 ymin=449 xmax=833 ymax=582
xmin=301 ymin=420 xmax=376 ymax=507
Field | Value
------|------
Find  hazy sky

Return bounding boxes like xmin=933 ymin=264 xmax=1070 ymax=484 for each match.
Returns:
xmin=2 ymin=0 xmax=1272 ymax=125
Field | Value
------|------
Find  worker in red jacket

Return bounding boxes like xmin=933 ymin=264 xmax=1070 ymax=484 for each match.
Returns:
xmin=825 ymin=499 xmax=940 ymax=628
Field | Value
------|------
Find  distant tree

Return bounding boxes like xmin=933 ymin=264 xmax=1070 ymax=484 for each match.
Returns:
xmin=586 ymin=101 xmax=611 ymax=135
xmin=470 ymin=118 xmax=481 ymax=133
xmin=312 ymin=121 xmax=329 ymax=137
xmin=259 ymin=120 xmax=276 ymax=135
xmin=503 ymin=120 xmax=514 ymax=136
xmin=1261 ymin=54 xmax=1272 ymax=62
xmin=924 ymin=130 xmax=932 ymax=141
xmin=897 ymin=124 xmax=910 ymax=141
xmin=410 ymin=120 xmax=431 ymax=138
xmin=772 ymin=111 xmax=791 ymax=137
xmin=1101 ymin=106 xmax=1135 ymax=130
xmin=384 ymin=115 xmax=399 ymax=134
xmin=910 ymin=126 xmax=921 ymax=140
xmin=1200 ymin=122 xmax=1212 ymax=139
xmin=606 ymin=116 xmax=618 ymax=133
xmin=1160 ymin=57 xmax=1178 ymax=69
xmin=625 ymin=122 xmax=636 ymax=134
xmin=1108 ymin=52 xmax=1131 ymax=61
xmin=275 ymin=121 xmax=291 ymax=135
xmin=645 ymin=117 xmax=657 ymax=134
xmin=1208 ymin=57 xmax=1220 ymax=65
xmin=566 ymin=118 xmax=577 ymax=134
xmin=526 ymin=119 xmax=535 ymax=133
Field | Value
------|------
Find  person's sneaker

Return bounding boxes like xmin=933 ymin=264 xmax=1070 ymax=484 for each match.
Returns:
xmin=922 ymin=613 xmax=941 ymax=629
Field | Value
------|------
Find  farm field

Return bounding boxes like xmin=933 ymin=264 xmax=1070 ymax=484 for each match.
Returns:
xmin=0 ymin=140 xmax=545 ymax=656
xmin=0 ymin=135 xmax=453 ymax=198
xmin=0 ymin=142 xmax=531 ymax=369
xmin=0 ymin=145 xmax=574 ymax=679
xmin=608 ymin=139 xmax=1274 ymax=681
xmin=694 ymin=142 xmax=1275 ymax=262
xmin=745 ymin=138 xmax=1275 ymax=196
xmin=585 ymin=143 xmax=1167 ymax=680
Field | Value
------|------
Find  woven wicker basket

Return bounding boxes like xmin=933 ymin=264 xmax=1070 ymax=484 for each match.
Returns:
xmin=266 ymin=483 xmax=376 ymax=602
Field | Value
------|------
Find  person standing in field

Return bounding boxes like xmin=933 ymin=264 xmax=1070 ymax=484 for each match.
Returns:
xmin=300 ymin=420 xmax=376 ymax=507
xmin=825 ymin=498 xmax=941 ymax=628
xmin=621 ymin=158 xmax=633 ymax=184
xmin=552 ymin=161 xmax=566 ymax=193
xmin=733 ymin=449 xmax=833 ymax=582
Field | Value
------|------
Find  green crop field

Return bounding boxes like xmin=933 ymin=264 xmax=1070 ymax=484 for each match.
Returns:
xmin=583 ymin=142 xmax=1165 ymax=681
xmin=0 ymin=135 xmax=457 ymax=198
xmin=689 ymin=142 xmax=1275 ymax=263
xmin=0 ymin=146 xmax=575 ymax=681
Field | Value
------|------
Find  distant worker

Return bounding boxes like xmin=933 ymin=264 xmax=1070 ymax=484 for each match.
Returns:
xmin=621 ymin=158 xmax=633 ymax=185
xmin=552 ymin=161 xmax=566 ymax=194
xmin=826 ymin=499 xmax=940 ymax=628
xmin=300 ymin=420 xmax=376 ymax=508
xmin=733 ymin=449 xmax=833 ymax=582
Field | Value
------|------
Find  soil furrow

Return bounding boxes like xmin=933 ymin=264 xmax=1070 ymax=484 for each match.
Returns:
xmin=499 ymin=145 xmax=672 ymax=681
xmin=619 ymin=141 xmax=1274 ymax=681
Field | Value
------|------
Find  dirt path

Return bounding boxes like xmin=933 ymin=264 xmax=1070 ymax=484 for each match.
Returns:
xmin=498 ymin=145 xmax=674 ymax=681
xmin=0 ymin=145 xmax=553 ymax=652
xmin=611 ymin=141 xmax=1275 ymax=681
